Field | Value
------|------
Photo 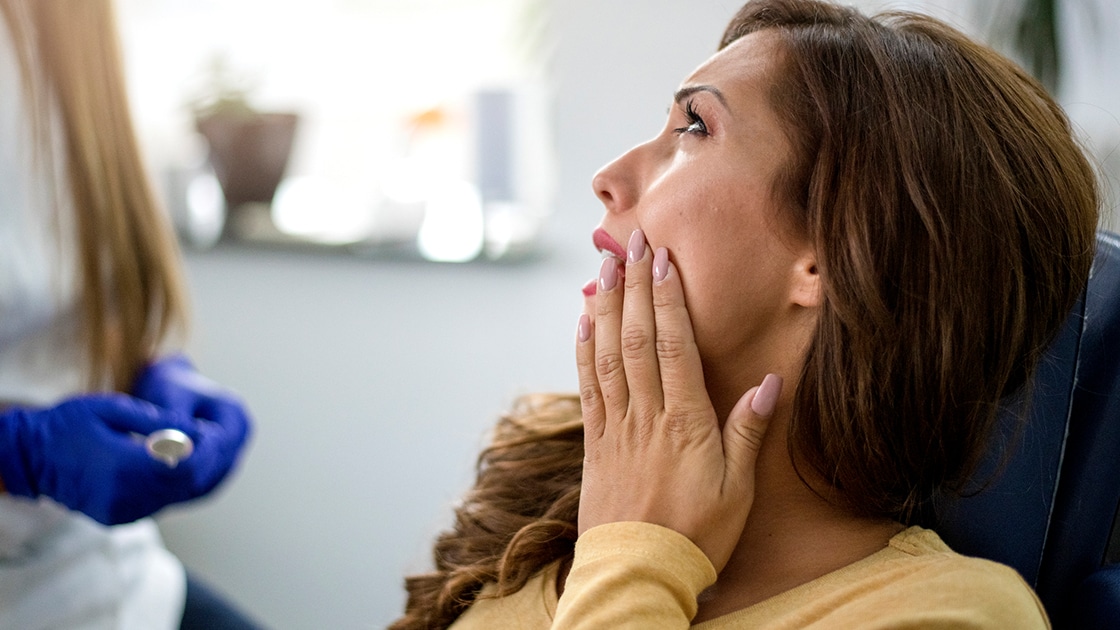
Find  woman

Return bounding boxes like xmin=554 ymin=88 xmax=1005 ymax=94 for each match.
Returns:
xmin=394 ymin=0 xmax=1099 ymax=627
xmin=0 ymin=1 xmax=255 ymax=627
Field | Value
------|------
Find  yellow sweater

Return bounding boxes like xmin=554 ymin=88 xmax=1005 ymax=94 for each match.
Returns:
xmin=451 ymin=522 xmax=1049 ymax=629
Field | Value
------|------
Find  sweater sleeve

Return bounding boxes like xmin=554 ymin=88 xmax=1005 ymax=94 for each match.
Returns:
xmin=552 ymin=521 xmax=718 ymax=629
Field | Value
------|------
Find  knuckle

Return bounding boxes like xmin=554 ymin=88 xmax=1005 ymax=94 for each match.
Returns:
xmin=596 ymin=297 xmax=616 ymax=317
xmin=652 ymin=288 xmax=681 ymax=310
xmin=733 ymin=423 xmax=767 ymax=452
xmin=611 ymin=403 xmax=660 ymax=445
xmin=624 ymin=266 xmax=644 ymax=290
xmin=620 ymin=327 xmax=653 ymax=358
xmin=631 ymin=418 xmax=657 ymax=443
xmin=578 ymin=381 xmax=601 ymax=406
xmin=655 ymin=333 xmax=690 ymax=362
xmin=596 ymin=352 xmax=625 ymax=381
xmin=660 ymin=410 xmax=697 ymax=439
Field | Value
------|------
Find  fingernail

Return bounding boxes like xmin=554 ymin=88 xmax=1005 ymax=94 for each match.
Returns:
xmin=750 ymin=374 xmax=783 ymax=417
xmin=627 ymin=229 xmax=646 ymax=264
xmin=599 ymin=256 xmax=619 ymax=291
xmin=577 ymin=313 xmax=591 ymax=342
xmin=652 ymin=247 xmax=669 ymax=283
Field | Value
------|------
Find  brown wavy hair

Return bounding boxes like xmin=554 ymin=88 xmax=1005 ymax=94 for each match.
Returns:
xmin=1 ymin=0 xmax=188 ymax=391
xmin=392 ymin=394 xmax=583 ymax=629
xmin=721 ymin=0 xmax=1099 ymax=519
xmin=393 ymin=1 xmax=1099 ymax=627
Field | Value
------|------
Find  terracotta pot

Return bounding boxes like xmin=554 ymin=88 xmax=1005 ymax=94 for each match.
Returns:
xmin=196 ymin=111 xmax=299 ymax=212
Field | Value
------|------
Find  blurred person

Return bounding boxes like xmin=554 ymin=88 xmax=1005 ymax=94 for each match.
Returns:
xmin=0 ymin=1 xmax=258 ymax=627
xmin=393 ymin=0 xmax=1100 ymax=627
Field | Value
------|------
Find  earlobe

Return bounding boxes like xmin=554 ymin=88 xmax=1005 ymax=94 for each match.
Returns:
xmin=790 ymin=255 xmax=822 ymax=308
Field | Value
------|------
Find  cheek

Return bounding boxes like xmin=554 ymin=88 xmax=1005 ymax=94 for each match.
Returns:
xmin=673 ymin=211 xmax=792 ymax=360
xmin=671 ymin=239 xmax=751 ymax=353
xmin=641 ymin=152 xmax=722 ymax=223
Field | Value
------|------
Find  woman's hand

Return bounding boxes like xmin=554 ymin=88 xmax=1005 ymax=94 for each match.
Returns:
xmin=575 ymin=228 xmax=781 ymax=573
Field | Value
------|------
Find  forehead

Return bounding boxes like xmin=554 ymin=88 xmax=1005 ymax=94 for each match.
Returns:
xmin=682 ymin=30 xmax=785 ymax=96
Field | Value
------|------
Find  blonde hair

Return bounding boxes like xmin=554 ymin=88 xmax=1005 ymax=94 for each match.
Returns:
xmin=1 ymin=0 xmax=188 ymax=390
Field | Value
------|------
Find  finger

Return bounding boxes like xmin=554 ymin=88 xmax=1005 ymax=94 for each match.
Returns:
xmin=80 ymin=394 xmax=196 ymax=437
xmin=650 ymin=249 xmax=708 ymax=413
xmin=194 ymin=398 xmax=252 ymax=447
xmin=723 ymin=374 xmax=782 ymax=492
xmin=594 ymin=255 xmax=629 ymax=420
xmin=576 ymin=312 xmax=607 ymax=441
xmin=139 ymin=353 xmax=194 ymax=382
xmin=132 ymin=354 xmax=190 ymax=397
xmin=135 ymin=361 xmax=229 ymax=415
xmin=620 ymin=229 xmax=663 ymax=417
xmin=188 ymin=420 xmax=248 ymax=493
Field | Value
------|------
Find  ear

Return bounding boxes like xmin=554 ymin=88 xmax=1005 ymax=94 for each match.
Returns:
xmin=789 ymin=251 xmax=821 ymax=308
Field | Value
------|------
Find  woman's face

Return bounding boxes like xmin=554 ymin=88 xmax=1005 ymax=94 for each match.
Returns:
xmin=588 ymin=31 xmax=817 ymax=386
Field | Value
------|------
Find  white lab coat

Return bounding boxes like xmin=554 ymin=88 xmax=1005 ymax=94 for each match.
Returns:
xmin=0 ymin=14 xmax=185 ymax=630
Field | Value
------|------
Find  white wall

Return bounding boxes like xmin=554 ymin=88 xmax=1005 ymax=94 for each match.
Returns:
xmin=154 ymin=1 xmax=1120 ymax=628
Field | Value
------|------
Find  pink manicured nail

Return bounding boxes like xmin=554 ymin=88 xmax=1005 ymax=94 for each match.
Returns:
xmin=652 ymin=247 xmax=669 ymax=282
xmin=627 ymin=229 xmax=646 ymax=264
xmin=599 ymin=257 xmax=619 ymax=291
xmin=577 ymin=313 xmax=591 ymax=342
xmin=750 ymin=374 xmax=783 ymax=417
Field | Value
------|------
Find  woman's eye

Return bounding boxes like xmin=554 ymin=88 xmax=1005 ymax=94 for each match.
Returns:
xmin=673 ymin=100 xmax=709 ymax=137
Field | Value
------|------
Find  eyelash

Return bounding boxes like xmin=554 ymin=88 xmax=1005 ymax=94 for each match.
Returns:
xmin=673 ymin=100 xmax=709 ymax=137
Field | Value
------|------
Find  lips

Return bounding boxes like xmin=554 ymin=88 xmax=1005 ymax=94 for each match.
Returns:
xmin=586 ymin=228 xmax=626 ymax=297
xmin=593 ymin=228 xmax=626 ymax=260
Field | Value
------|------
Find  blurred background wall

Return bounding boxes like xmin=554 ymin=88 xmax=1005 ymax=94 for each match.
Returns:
xmin=111 ymin=0 xmax=1120 ymax=627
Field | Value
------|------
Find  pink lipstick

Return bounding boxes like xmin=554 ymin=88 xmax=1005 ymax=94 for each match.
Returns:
xmin=593 ymin=228 xmax=626 ymax=260
xmin=587 ymin=228 xmax=625 ymax=297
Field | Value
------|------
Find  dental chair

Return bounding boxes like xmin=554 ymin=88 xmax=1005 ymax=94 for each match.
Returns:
xmin=931 ymin=231 xmax=1120 ymax=628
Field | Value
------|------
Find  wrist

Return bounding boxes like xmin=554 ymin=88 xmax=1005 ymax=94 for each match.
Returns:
xmin=0 ymin=408 xmax=36 ymax=498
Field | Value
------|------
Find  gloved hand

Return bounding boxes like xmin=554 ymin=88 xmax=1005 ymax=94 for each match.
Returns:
xmin=131 ymin=353 xmax=252 ymax=498
xmin=0 ymin=394 xmax=227 ymax=525
xmin=133 ymin=354 xmax=250 ymax=428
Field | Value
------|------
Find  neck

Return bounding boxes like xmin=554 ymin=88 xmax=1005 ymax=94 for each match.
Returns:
xmin=693 ymin=399 xmax=904 ymax=622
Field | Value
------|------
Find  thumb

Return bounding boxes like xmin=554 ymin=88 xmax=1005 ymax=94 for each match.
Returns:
xmin=723 ymin=374 xmax=782 ymax=488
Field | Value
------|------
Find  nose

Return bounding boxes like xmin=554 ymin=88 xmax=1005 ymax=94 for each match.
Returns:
xmin=592 ymin=144 xmax=642 ymax=214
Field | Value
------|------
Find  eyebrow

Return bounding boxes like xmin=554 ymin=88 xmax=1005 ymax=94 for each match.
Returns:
xmin=674 ymin=85 xmax=730 ymax=110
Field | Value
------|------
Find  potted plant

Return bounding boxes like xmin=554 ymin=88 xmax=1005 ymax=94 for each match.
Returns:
xmin=189 ymin=56 xmax=299 ymax=238
xmin=1008 ymin=0 xmax=1061 ymax=93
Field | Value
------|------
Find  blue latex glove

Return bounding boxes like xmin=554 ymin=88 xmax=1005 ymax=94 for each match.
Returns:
xmin=132 ymin=355 xmax=251 ymax=432
xmin=0 ymin=394 xmax=223 ymax=525
xmin=130 ymin=353 xmax=252 ymax=496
